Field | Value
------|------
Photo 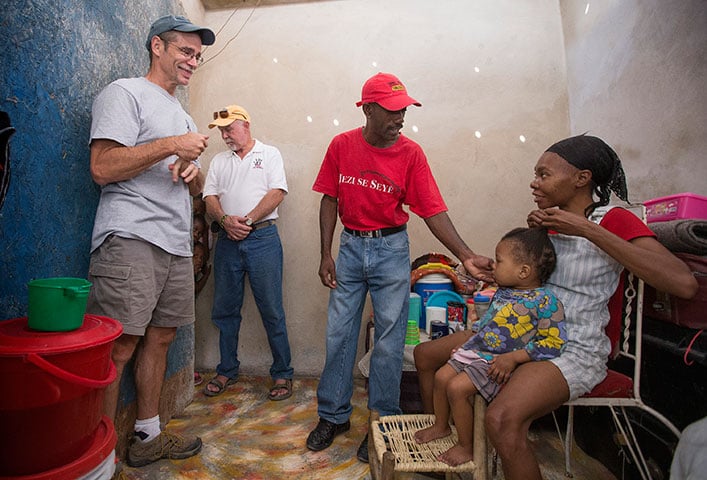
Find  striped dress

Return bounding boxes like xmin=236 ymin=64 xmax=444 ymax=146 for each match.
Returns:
xmin=547 ymin=207 xmax=654 ymax=399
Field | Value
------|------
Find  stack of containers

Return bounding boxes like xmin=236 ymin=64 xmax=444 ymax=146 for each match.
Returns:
xmin=412 ymin=273 xmax=453 ymax=330
xmin=406 ymin=293 xmax=421 ymax=345
xmin=0 ymin=278 xmax=122 ymax=480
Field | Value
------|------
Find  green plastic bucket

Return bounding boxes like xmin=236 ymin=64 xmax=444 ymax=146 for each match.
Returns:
xmin=27 ymin=277 xmax=92 ymax=331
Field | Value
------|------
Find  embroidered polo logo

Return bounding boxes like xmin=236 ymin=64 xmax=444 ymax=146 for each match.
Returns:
xmin=253 ymin=157 xmax=263 ymax=169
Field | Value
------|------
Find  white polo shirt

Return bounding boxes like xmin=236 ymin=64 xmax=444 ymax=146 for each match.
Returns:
xmin=203 ymin=139 xmax=288 ymax=220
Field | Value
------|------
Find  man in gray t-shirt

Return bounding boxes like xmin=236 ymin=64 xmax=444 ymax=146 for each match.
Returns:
xmin=86 ymin=15 xmax=214 ymax=469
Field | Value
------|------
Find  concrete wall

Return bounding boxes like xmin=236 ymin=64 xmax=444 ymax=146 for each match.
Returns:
xmin=190 ymin=0 xmax=570 ymax=376
xmin=2 ymin=0 xmax=704 ymax=396
xmin=560 ymin=0 xmax=707 ymax=201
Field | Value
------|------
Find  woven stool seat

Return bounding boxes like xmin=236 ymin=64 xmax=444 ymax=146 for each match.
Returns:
xmin=368 ymin=395 xmax=489 ymax=480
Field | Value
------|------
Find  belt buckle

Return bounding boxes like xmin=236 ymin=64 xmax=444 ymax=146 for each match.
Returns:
xmin=359 ymin=230 xmax=375 ymax=238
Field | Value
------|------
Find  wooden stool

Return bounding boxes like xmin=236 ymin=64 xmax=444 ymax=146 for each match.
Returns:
xmin=368 ymin=395 xmax=489 ymax=480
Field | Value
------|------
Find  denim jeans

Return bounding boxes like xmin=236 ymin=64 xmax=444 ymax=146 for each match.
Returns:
xmin=316 ymin=229 xmax=410 ymax=423
xmin=211 ymin=224 xmax=293 ymax=380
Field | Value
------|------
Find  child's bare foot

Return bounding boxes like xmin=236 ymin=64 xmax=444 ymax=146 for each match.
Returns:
xmin=414 ymin=424 xmax=452 ymax=444
xmin=438 ymin=444 xmax=474 ymax=466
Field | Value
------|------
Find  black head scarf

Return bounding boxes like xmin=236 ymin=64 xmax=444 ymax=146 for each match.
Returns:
xmin=546 ymin=134 xmax=629 ymax=215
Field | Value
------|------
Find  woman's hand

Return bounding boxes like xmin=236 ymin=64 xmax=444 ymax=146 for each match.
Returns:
xmin=527 ymin=208 xmax=591 ymax=237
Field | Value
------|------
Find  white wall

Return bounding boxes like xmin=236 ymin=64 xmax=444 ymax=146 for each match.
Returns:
xmin=189 ymin=0 xmax=570 ymax=376
xmin=560 ymin=0 xmax=707 ymax=201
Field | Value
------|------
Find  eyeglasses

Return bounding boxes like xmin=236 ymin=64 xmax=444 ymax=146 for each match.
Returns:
xmin=162 ymin=39 xmax=203 ymax=65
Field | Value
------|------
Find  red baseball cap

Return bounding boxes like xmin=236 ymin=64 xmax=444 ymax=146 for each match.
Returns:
xmin=356 ymin=72 xmax=422 ymax=111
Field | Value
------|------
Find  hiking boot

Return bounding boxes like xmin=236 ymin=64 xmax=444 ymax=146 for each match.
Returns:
xmin=126 ymin=431 xmax=202 ymax=467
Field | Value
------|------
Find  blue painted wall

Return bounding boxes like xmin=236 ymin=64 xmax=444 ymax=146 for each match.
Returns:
xmin=0 ymin=0 xmax=193 ymax=376
xmin=1 ymin=0 xmax=178 ymax=316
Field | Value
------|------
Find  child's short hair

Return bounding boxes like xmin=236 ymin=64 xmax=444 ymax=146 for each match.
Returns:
xmin=500 ymin=227 xmax=557 ymax=283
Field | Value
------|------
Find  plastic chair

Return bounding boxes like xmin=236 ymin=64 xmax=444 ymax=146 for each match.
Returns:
xmin=556 ymin=205 xmax=681 ymax=479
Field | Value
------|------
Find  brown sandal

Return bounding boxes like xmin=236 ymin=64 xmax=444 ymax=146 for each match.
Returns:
xmin=268 ymin=379 xmax=293 ymax=401
xmin=203 ymin=376 xmax=237 ymax=397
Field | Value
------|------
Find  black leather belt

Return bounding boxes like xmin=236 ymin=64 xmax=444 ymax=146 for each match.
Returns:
xmin=344 ymin=224 xmax=406 ymax=238
xmin=251 ymin=219 xmax=276 ymax=231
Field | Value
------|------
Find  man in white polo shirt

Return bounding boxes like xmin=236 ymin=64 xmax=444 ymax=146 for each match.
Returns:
xmin=202 ymin=104 xmax=294 ymax=401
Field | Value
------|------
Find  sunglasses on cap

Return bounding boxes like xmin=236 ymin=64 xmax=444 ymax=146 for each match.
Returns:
xmin=212 ymin=110 xmax=248 ymax=121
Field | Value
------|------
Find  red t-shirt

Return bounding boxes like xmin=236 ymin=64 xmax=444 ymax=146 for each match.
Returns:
xmin=312 ymin=128 xmax=447 ymax=230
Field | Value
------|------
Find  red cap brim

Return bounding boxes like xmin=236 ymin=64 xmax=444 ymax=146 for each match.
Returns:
xmin=356 ymin=95 xmax=422 ymax=110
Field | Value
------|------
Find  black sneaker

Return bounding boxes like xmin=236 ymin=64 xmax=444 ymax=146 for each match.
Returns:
xmin=306 ymin=418 xmax=351 ymax=451
xmin=356 ymin=433 xmax=369 ymax=463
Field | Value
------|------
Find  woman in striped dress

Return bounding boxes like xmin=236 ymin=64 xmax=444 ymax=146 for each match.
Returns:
xmin=414 ymin=134 xmax=698 ymax=480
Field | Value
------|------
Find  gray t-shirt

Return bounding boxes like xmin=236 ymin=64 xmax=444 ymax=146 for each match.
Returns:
xmin=89 ymin=77 xmax=199 ymax=257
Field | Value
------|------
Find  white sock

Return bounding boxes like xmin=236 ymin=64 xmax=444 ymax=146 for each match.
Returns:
xmin=134 ymin=415 xmax=160 ymax=443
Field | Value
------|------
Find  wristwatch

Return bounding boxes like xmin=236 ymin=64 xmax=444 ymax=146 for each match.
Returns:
xmin=245 ymin=217 xmax=253 ymax=226
xmin=219 ymin=214 xmax=229 ymax=228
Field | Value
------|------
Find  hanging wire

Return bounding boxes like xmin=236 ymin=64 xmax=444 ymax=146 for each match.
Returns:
xmin=201 ymin=0 xmax=262 ymax=67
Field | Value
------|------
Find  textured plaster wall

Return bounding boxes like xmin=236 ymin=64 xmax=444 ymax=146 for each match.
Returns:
xmin=189 ymin=0 xmax=570 ymax=376
xmin=0 ymin=0 xmax=199 ymax=448
xmin=560 ymin=0 xmax=707 ymax=201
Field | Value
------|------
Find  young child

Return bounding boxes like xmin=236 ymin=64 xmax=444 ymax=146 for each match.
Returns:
xmin=414 ymin=227 xmax=567 ymax=466
xmin=193 ymin=241 xmax=211 ymax=297
xmin=192 ymin=240 xmax=211 ymax=386
xmin=193 ymin=212 xmax=208 ymax=247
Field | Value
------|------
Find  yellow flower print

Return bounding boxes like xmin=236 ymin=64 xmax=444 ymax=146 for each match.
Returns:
xmin=537 ymin=326 xmax=565 ymax=350
xmin=493 ymin=304 xmax=534 ymax=339
xmin=483 ymin=329 xmax=505 ymax=349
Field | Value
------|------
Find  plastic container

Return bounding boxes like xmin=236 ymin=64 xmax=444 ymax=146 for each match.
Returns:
xmin=408 ymin=293 xmax=421 ymax=325
xmin=412 ymin=273 xmax=453 ymax=329
xmin=465 ymin=298 xmax=478 ymax=330
xmin=0 ymin=416 xmax=117 ymax=480
xmin=405 ymin=320 xmax=420 ymax=346
xmin=27 ymin=277 xmax=92 ymax=331
xmin=644 ymin=192 xmax=707 ymax=223
xmin=0 ymin=315 xmax=121 ymax=476
xmin=473 ymin=293 xmax=492 ymax=321
xmin=446 ymin=301 xmax=466 ymax=332
xmin=425 ymin=306 xmax=447 ymax=335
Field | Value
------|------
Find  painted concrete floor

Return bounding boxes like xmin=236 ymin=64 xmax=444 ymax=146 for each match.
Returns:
xmin=117 ymin=375 xmax=617 ymax=480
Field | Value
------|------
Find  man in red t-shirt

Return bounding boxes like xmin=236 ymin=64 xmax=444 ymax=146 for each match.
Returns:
xmin=306 ymin=72 xmax=493 ymax=462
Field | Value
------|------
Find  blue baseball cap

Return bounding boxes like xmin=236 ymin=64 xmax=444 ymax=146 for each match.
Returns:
xmin=145 ymin=15 xmax=215 ymax=51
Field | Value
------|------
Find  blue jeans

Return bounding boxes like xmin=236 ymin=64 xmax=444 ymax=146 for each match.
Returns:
xmin=316 ymin=229 xmax=410 ymax=423
xmin=211 ymin=224 xmax=293 ymax=380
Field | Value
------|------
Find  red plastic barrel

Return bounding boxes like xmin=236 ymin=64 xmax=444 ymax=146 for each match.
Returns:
xmin=0 ymin=416 xmax=117 ymax=480
xmin=0 ymin=315 xmax=122 ymax=476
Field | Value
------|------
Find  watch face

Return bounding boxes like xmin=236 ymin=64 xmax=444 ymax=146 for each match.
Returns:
xmin=245 ymin=218 xmax=253 ymax=226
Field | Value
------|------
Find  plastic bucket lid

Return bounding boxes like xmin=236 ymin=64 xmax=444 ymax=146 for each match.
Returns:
xmin=27 ymin=277 xmax=92 ymax=332
xmin=415 ymin=273 xmax=452 ymax=284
